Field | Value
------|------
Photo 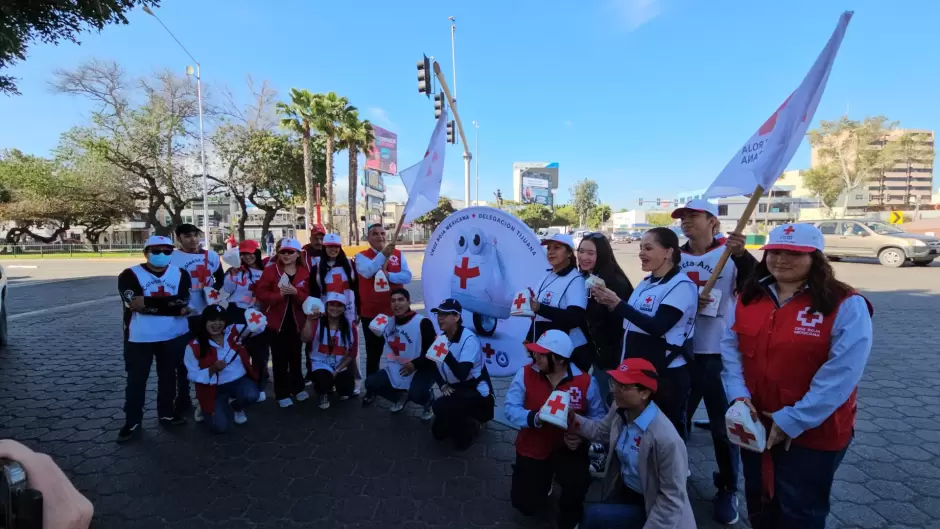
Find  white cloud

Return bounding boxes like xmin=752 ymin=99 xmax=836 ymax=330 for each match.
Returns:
xmin=367 ymin=107 xmax=396 ymax=130
xmin=385 ymin=182 xmax=407 ymax=203
xmin=607 ymin=0 xmax=662 ymax=31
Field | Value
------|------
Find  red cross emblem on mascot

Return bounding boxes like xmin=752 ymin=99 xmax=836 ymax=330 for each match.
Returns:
xmin=449 ymin=227 xmax=512 ymax=337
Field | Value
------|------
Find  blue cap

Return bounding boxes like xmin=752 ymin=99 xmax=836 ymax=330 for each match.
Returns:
xmin=431 ymin=298 xmax=463 ymax=315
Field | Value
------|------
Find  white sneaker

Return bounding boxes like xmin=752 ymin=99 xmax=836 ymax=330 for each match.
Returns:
xmin=390 ymin=394 xmax=408 ymax=413
xmin=421 ymin=403 xmax=435 ymax=421
xmin=295 ymin=390 xmax=310 ymax=402
xmin=233 ymin=410 xmax=247 ymax=425
xmin=278 ymin=398 xmax=293 ymax=408
xmin=256 ymin=391 xmax=266 ymax=403
xmin=318 ymin=395 xmax=330 ymax=409
xmin=194 ymin=404 xmax=204 ymax=423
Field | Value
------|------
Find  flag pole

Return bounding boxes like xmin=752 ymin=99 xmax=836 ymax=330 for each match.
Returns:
xmin=390 ymin=211 xmax=407 ymax=245
xmin=700 ymin=185 xmax=764 ymax=298
xmin=432 ymin=61 xmax=471 ymax=158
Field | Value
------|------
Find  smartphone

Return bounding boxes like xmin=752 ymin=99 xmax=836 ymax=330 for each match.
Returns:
xmin=0 ymin=460 xmax=42 ymax=529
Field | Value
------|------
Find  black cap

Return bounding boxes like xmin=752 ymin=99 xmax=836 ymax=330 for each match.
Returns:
xmin=200 ymin=304 xmax=228 ymax=324
xmin=175 ymin=223 xmax=202 ymax=236
xmin=431 ymin=298 xmax=462 ymax=314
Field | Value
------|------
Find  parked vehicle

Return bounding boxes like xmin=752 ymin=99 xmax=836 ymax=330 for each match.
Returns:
xmin=805 ymin=219 xmax=940 ymax=268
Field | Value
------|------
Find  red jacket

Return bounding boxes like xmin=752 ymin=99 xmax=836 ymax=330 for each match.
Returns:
xmin=515 ymin=367 xmax=592 ymax=460
xmin=256 ymin=263 xmax=310 ymax=333
xmin=733 ymin=291 xmax=872 ymax=451
xmin=190 ymin=329 xmax=257 ymax=414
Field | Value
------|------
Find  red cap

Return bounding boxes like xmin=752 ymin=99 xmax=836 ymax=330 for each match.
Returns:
xmin=310 ymin=224 xmax=327 ymax=236
xmin=607 ymin=358 xmax=659 ymax=392
xmin=238 ymin=240 xmax=260 ymax=253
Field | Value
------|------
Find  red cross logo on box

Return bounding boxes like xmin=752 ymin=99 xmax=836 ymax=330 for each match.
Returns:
xmin=248 ymin=312 xmax=263 ymax=324
xmin=453 ymin=256 xmax=480 ymax=289
xmin=207 ymin=289 xmax=219 ymax=301
xmin=513 ymin=293 xmax=527 ymax=310
xmin=374 ymin=315 xmax=387 ymax=326
xmin=432 ymin=341 xmax=448 ymax=359
xmin=376 ymin=277 xmax=388 ymax=289
xmin=728 ymin=423 xmax=756 ymax=444
xmin=546 ymin=395 xmax=566 ymax=415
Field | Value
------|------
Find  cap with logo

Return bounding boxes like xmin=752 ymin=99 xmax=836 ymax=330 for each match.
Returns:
xmin=540 ymin=233 xmax=575 ymax=251
xmin=279 ymin=238 xmax=303 ymax=252
xmin=524 ymin=329 xmax=574 ymax=359
xmin=607 ymin=358 xmax=659 ymax=392
xmin=144 ymin=235 xmax=174 ymax=249
xmin=671 ymin=199 xmax=719 ymax=219
xmin=238 ymin=240 xmax=260 ymax=253
xmin=324 ymin=292 xmax=347 ymax=305
xmin=322 ymin=234 xmax=342 ymax=247
xmin=310 ymin=224 xmax=327 ymax=236
xmin=431 ymin=298 xmax=463 ymax=315
xmin=760 ymin=223 xmax=824 ymax=253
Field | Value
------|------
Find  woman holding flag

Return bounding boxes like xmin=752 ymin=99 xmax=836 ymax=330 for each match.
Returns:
xmin=721 ymin=223 xmax=872 ymax=529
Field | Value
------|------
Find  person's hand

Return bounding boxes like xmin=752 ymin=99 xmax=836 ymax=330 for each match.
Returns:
xmin=0 ymin=439 xmax=94 ymax=529
xmin=736 ymin=397 xmax=759 ymax=421
xmin=567 ymin=411 xmax=581 ymax=433
xmin=726 ymin=232 xmax=747 ymax=257
xmin=307 ymin=309 xmax=321 ymax=320
xmin=399 ymin=362 xmax=417 ymax=377
xmin=698 ymin=292 xmax=713 ymax=311
xmin=563 ymin=433 xmax=583 ymax=451
xmin=180 ymin=306 xmax=192 ymax=316
xmin=129 ymin=296 xmax=146 ymax=312
xmin=381 ymin=244 xmax=395 ymax=258
xmin=591 ymin=285 xmax=620 ymax=309
xmin=762 ymin=411 xmax=792 ymax=450
xmin=528 ymin=288 xmax=541 ymax=313
xmin=441 ymin=384 xmax=454 ymax=396
xmin=280 ymin=284 xmax=298 ymax=296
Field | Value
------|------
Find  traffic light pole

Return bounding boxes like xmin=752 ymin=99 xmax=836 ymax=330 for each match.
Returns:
xmin=432 ymin=61 xmax=472 ymax=208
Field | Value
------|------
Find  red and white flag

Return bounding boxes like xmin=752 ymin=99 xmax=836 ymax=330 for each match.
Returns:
xmin=705 ymin=11 xmax=853 ymax=198
xmin=400 ymin=111 xmax=448 ymax=223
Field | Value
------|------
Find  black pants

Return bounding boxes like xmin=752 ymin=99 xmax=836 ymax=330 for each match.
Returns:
xmin=268 ymin=327 xmax=304 ymax=400
xmin=654 ymin=363 xmax=691 ymax=441
xmin=511 ymin=445 xmax=592 ymax=529
xmin=364 ymin=369 xmax=435 ymax=406
xmin=360 ymin=316 xmax=386 ymax=377
xmin=431 ymin=388 xmax=493 ymax=450
xmin=311 ymin=368 xmax=355 ymax=397
xmin=686 ymin=354 xmax=739 ymax=490
xmin=228 ymin=306 xmax=270 ymax=390
xmin=123 ymin=334 xmax=191 ymax=425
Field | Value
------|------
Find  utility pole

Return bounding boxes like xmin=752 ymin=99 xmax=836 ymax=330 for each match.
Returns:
xmin=449 ymin=16 xmax=471 ymax=209
xmin=473 ymin=121 xmax=480 ymax=206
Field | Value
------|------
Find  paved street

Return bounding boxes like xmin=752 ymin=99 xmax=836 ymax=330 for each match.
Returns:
xmin=0 ymin=252 xmax=937 ymax=528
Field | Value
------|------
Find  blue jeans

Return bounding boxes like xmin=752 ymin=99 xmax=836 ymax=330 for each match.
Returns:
xmin=741 ymin=441 xmax=849 ymax=529
xmin=581 ymin=503 xmax=646 ymax=529
xmin=364 ymin=369 xmax=435 ymax=406
xmin=208 ymin=376 xmax=260 ymax=434
xmin=686 ymin=354 xmax=739 ymax=490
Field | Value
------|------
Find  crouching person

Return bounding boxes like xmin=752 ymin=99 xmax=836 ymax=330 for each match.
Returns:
xmin=505 ymin=330 xmax=607 ymax=529
xmin=574 ymin=358 xmax=695 ymax=529
xmin=364 ymin=288 xmax=438 ymax=419
xmin=301 ymin=292 xmax=359 ymax=409
xmin=184 ymin=305 xmax=261 ymax=433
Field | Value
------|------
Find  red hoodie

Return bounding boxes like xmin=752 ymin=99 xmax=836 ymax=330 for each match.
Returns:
xmin=256 ymin=262 xmax=310 ymax=332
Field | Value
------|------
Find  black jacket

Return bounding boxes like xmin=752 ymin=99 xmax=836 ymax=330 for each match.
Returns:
xmin=582 ymin=267 xmax=634 ymax=370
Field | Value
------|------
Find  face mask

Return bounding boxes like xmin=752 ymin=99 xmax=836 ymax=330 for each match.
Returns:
xmin=148 ymin=252 xmax=172 ymax=267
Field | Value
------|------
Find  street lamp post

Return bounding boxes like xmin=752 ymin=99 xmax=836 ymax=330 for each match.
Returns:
xmin=473 ymin=121 xmax=479 ymax=206
xmin=449 ymin=15 xmax=471 ymax=209
xmin=143 ymin=6 xmax=210 ymax=241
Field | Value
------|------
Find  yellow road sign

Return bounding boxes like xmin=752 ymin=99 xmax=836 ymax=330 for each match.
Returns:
xmin=889 ymin=211 xmax=904 ymax=225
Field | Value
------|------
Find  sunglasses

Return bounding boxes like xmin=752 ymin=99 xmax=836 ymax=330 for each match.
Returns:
xmin=278 ymin=250 xmax=298 ymax=255
xmin=583 ymin=232 xmax=606 ymax=240
xmin=147 ymin=249 xmax=173 ymax=256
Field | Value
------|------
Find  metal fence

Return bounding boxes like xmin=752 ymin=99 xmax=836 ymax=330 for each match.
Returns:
xmin=0 ymin=243 xmax=147 ymax=257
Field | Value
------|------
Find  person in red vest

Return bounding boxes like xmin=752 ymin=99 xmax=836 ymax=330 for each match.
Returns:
xmin=256 ymin=238 xmax=311 ymax=408
xmin=354 ymin=223 xmax=412 ymax=405
xmin=721 ymin=223 xmax=873 ymax=529
xmin=302 ymin=224 xmax=327 ymax=272
xmin=504 ymin=330 xmax=607 ymax=529
xmin=184 ymin=305 xmax=260 ymax=433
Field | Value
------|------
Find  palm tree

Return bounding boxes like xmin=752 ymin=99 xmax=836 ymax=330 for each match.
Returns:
xmin=276 ymin=89 xmax=317 ymax=230
xmin=309 ymin=92 xmax=354 ymax=231
xmin=338 ymin=110 xmax=375 ymax=244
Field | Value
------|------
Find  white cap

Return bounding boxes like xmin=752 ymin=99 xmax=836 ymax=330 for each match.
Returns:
xmin=144 ymin=235 xmax=174 ymax=249
xmin=761 ymin=223 xmax=824 ymax=253
xmin=672 ymin=199 xmax=719 ymax=219
xmin=540 ymin=233 xmax=575 ymax=250
xmin=280 ymin=238 xmax=302 ymax=252
xmin=322 ymin=233 xmax=342 ymax=247
xmin=524 ymin=329 xmax=574 ymax=359
xmin=324 ymin=292 xmax=346 ymax=305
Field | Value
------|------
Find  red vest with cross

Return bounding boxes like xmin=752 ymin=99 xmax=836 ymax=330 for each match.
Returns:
xmin=732 ymin=291 xmax=872 ymax=451
xmin=515 ymin=367 xmax=592 ymax=460
xmin=190 ymin=329 xmax=257 ymax=414
xmin=355 ymin=248 xmax=403 ymax=318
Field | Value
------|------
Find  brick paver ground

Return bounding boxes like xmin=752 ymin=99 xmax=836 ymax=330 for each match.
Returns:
xmin=0 ymin=253 xmax=937 ymax=528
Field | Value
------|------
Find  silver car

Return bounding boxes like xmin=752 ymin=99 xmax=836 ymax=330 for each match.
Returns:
xmin=808 ymin=219 xmax=939 ymax=267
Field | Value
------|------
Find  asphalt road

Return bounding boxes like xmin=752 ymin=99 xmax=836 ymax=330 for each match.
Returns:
xmin=0 ymin=252 xmax=937 ymax=529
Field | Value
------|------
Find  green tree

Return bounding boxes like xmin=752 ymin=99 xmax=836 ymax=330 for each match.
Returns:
xmin=414 ymin=197 xmax=457 ymax=232
xmin=587 ymin=204 xmax=612 ymax=229
xmin=0 ymin=0 xmax=160 ymax=95
xmin=646 ymin=212 xmax=675 ymax=227
xmin=569 ymin=179 xmax=599 ymax=227
xmin=552 ymin=204 xmax=578 ymax=227
xmin=244 ymin=133 xmax=306 ymax=242
xmin=310 ymin=92 xmax=355 ymax=231
xmin=276 ymin=89 xmax=319 ymax=231
xmin=807 ymin=116 xmax=898 ymax=211
xmin=338 ymin=110 xmax=374 ymax=244
xmin=802 ymin=167 xmax=843 ymax=209
xmin=517 ymin=203 xmax=553 ymax=230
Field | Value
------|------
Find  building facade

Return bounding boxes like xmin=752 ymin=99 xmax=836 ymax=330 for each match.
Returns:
xmin=512 ymin=162 xmax=559 ymax=207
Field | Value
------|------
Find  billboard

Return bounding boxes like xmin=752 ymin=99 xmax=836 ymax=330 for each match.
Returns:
xmin=520 ymin=167 xmax=557 ymax=206
xmin=366 ymin=126 xmax=398 ymax=174
xmin=362 ymin=169 xmax=385 ymax=192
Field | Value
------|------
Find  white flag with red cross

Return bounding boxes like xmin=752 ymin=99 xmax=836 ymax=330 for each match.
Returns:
xmin=509 ymin=289 xmax=534 ymax=317
xmin=399 ymin=111 xmax=447 ymax=224
xmin=704 ymin=12 xmax=852 ymax=199
xmin=244 ymin=308 xmax=267 ymax=334
xmin=725 ymin=400 xmax=767 ymax=453
xmin=369 ymin=313 xmax=390 ymax=337
xmin=426 ymin=334 xmax=450 ymax=365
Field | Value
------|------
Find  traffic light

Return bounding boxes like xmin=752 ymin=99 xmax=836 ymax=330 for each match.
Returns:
xmin=496 ymin=189 xmax=503 ymax=207
xmin=417 ymin=55 xmax=431 ymax=98
xmin=434 ymin=93 xmax=444 ymax=119
xmin=638 ymin=198 xmax=643 ymax=206
xmin=656 ymin=198 xmax=662 ymax=207
xmin=446 ymin=121 xmax=456 ymax=144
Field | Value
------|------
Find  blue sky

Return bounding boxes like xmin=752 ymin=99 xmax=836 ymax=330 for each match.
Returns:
xmin=1 ymin=0 xmax=938 ymax=210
